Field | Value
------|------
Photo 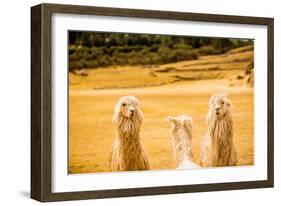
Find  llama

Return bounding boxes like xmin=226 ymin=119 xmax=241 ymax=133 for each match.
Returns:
xmin=200 ymin=93 xmax=238 ymax=167
xmin=168 ymin=115 xmax=200 ymax=169
xmin=109 ymin=96 xmax=150 ymax=171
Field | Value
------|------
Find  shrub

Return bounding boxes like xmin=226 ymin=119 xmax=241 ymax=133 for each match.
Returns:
xmin=173 ymin=43 xmax=193 ymax=50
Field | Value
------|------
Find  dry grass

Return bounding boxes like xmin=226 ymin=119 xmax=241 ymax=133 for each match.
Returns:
xmin=69 ymin=66 xmax=175 ymax=89
xmin=69 ymin=80 xmax=253 ymax=173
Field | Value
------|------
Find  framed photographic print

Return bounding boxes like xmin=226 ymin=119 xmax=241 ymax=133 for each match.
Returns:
xmin=31 ymin=3 xmax=274 ymax=202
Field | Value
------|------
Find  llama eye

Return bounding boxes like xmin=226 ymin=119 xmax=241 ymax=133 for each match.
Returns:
xmin=122 ymin=103 xmax=126 ymax=107
xmin=221 ymin=101 xmax=224 ymax=105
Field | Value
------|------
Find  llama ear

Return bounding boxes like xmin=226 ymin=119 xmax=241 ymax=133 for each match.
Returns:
xmin=134 ymin=96 xmax=139 ymax=104
xmin=167 ymin=116 xmax=177 ymax=124
xmin=136 ymin=107 xmax=144 ymax=123
xmin=209 ymin=93 xmax=217 ymax=104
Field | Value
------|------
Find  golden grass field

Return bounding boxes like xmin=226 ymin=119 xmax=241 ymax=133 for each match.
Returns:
xmin=69 ymin=46 xmax=254 ymax=174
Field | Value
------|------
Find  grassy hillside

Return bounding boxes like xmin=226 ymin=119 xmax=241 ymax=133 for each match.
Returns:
xmin=69 ymin=45 xmax=254 ymax=89
xmin=69 ymin=32 xmax=253 ymax=71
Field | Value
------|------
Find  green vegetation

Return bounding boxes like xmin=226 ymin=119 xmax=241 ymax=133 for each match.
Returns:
xmin=69 ymin=32 xmax=253 ymax=72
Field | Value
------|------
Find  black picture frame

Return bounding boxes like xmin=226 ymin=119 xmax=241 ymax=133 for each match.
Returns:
xmin=31 ymin=3 xmax=274 ymax=202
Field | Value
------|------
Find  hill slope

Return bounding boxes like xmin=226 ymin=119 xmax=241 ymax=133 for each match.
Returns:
xmin=69 ymin=45 xmax=254 ymax=89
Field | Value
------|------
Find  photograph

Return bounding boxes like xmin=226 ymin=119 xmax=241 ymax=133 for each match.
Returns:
xmin=68 ymin=31 xmax=254 ymax=174
xmin=30 ymin=3 xmax=274 ymax=201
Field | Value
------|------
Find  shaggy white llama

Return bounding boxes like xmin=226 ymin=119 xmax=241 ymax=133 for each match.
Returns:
xmin=168 ymin=115 xmax=200 ymax=169
xmin=109 ymin=96 xmax=150 ymax=171
xmin=200 ymin=93 xmax=238 ymax=167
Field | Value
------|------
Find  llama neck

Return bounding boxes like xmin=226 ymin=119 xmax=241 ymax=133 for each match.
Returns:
xmin=116 ymin=117 xmax=141 ymax=144
xmin=171 ymin=126 xmax=193 ymax=166
xmin=207 ymin=113 xmax=234 ymax=153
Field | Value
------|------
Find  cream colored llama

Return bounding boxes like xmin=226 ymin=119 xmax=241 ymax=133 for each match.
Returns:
xmin=109 ymin=96 xmax=149 ymax=171
xmin=200 ymin=93 xmax=238 ymax=167
xmin=168 ymin=115 xmax=200 ymax=169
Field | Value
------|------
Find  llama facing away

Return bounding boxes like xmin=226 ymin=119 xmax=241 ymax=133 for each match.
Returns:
xmin=109 ymin=96 xmax=150 ymax=172
xmin=168 ymin=115 xmax=200 ymax=169
xmin=200 ymin=93 xmax=238 ymax=167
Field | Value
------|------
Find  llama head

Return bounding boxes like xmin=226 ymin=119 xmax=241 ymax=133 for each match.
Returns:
xmin=168 ymin=115 xmax=193 ymax=131
xmin=113 ymin=96 xmax=144 ymax=125
xmin=208 ymin=93 xmax=232 ymax=119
